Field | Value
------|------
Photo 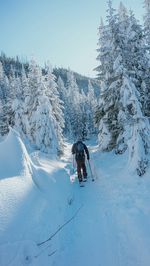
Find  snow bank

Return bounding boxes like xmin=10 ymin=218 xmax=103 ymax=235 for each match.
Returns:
xmin=0 ymin=127 xmax=69 ymax=198
xmin=0 ymin=129 xmax=71 ymax=266
xmin=0 ymin=128 xmax=33 ymax=179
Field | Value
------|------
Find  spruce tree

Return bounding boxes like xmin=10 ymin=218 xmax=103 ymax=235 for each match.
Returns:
xmin=12 ymin=65 xmax=28 ymax=135
xmin=66 ymin=70 xmax=81 ymax=139
xmin=143 ymin=0 xmax=150 ymax=117
xmin=87 ymin=80 xmax=97 ymax=135
xmin=143 ymin=0 xmax=150 ymax=47
xmin=95 ymin=2 xmax=150 ymax=175
xmin=44 ymin=66 xmax=64 ymax=153
xmin=57 ymin=76 xmax=68 ymax=136
xmin=118 ymin=76 xmax=150 ymax=175
xmin=22 ymin=59 xmax=59 ymax=154
xmin=95 ymin=1 xmax=121 ymax=150
xmin=0 ymin=62 xmax=11 ymax=135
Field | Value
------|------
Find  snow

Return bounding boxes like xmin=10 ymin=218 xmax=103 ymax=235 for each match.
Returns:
xmin=0 ymin=130 xmax=150 ymax=266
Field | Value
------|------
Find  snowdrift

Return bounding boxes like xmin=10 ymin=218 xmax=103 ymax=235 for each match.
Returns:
xmin=0 ymin=129 xmax=71 ymax=266
xmin=0 ymin=128 xmax=68 ymax=196
xmin=0 ymin=128 xmax=32 ymax=180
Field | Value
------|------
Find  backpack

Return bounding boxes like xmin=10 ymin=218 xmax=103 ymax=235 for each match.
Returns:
xmin=75 ymin=142 xmax=85 ymax=159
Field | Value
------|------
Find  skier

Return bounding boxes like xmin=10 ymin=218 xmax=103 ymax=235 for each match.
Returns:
xmin=72 ymin=139 xmax=90 ymax=184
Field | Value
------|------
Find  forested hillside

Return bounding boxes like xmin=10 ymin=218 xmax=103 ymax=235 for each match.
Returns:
xmin=0 ymin=53 xmax=99 ymax=151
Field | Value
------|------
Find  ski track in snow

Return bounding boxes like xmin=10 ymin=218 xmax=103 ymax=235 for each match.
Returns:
xmin=50 ymin=143 xmax=150 ymax=266
xmin=0 ymin=134 xmax=150 ymax=266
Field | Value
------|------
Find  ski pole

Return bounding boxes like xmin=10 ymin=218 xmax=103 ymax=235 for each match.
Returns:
xmin=73 ymin=154 xmax=75 ymax=169
xmin=88 ymin=160 xmax=94 ymax=181
xmin=72 ymin=154 xmax=77 ymax=174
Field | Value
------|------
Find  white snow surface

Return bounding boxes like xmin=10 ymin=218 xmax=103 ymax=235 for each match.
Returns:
xmin=0 ymin=130 xmax=150 ymax=266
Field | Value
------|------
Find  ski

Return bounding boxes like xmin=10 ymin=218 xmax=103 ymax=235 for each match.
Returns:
xmin=83 ymin=179 xmax=87 ymax=182
xmin=79 ymin=181 xmax=84 ymax=187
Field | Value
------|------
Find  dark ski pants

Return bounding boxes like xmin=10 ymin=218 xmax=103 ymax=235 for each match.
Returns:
xmin=76 ymin=159 xmax=87 ymax=181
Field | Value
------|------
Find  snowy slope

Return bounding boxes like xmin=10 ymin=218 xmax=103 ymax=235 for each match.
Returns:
xmin=0 ymin=129 xmax=70 ymax=266
xmin=0 ymin=131 xmax=150 ymax=266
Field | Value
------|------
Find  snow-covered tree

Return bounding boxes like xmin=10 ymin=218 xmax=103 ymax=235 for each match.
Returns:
xmin=12 ymin=65 xmax=29 ymax=135
xmin=20 ymin=64 xmax=29 ymax=100
xmin=57 ymin=76 xmax=69 ymax=135
xmin=65 ymin=70 xmax=81 ymax=139
xmin=57 ymin=76 xmax=66 ymax=103
xmin=30 ymin=95 xmax=59 ymax=153
xmin=127 ymin=10 xmax=150 ymax=119
xmin=78 ymin=89 xmax=89 ymax=140
xmin=143 ymin=0 xmax=150 ymax=47
xmin=0 ymin=62 xmax=11 ymax=135
xmin=87 ymin=80 xmax=97 ymax=135
xmin=65 ymin=70 xmax=94 ymax=140
xmin=142 ymin=1 xmax=150 ymax=117
xmin=21 ymin=59 xmax=60 ymax=154
xmin=95 ymin=1 xmax=123 ymax=150
xmin=117 ymin=76 xmax=150 ymax=175
xmin=44 ymin=66 xmax=65 ymax=153
xmin=0 ymin=98 xmax=4 ymax=136
xmin=118 ymin=1 xmax=128 ymax=19
xmin=58 ymin=70 xmax=96 ymax=140
xmin=95 ymin=2 xmax=150 ymax=174
xmin=95 ymin=2 xmax=118 ymax=82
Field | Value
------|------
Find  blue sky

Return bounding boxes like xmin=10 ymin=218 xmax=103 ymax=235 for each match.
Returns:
xmin=0 ymin=0 xmax=144 ymax=77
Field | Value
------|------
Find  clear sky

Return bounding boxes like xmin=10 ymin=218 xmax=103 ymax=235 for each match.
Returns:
xmin=0 ymin=0 xmax=144 ymax=77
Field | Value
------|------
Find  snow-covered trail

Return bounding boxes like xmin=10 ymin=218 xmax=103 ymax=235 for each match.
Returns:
xmin=52 ymin=142 xmax=150 ymax=266
xmin=0 ymin=132 xmax=150 ymax=266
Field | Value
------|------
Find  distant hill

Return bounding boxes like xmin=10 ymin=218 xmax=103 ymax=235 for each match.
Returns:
xmin=53 ymin=68 xmax=100 ymax=96
xmin=0 ymin=52 xmax=100 ymax=96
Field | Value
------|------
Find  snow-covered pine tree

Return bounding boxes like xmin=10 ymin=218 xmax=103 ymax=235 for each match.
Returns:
xmin=57 ymin=76 xmax=68 ymax=136
xmin=23 ymin=59 xmax=59 ymax=154
xmin=0 ymin=62 xmax=11 ymax=135
xmin=87 ymin=80 xmax=97 ymax=135
xmin=121 ymin=9 xmax=150 ymax=175
xmin=143 ymin=0 xmax=150 ymax=48
xmin=57 ymin=70 xmax=98 ymax=140
xmin=95 ymin=1 xmax=150 ymax=175
xmin=117 ymin=76 xmax=150 ymax=175
xmin=0 ymin=98 xmax=4 ymax=137
xmin=9 ymin=65 xmax=23 ymax=128
xmin=118 ymin=1 xmax=128 ymax=19
xmin=12 ymin=65 xmax=28 ymax=135
xmin=44 ymin=65 xmax=64 ymax=153
xmin=78 ymin=89 xmax=89 ymax=140
xmin=66 ymin=70 xmax=81 ymax=139
xmin=143 ymin=0 xmax=150 ymax=117
xmin=95 ymin=81 xmax=112 ymax=150
xmin=57 ymin=76 xmax=66 ymax=103
xmin=95 ymin=0 xmax=121 ymax=151
xmin=124 ymin=10 xmax=150 ymax=115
